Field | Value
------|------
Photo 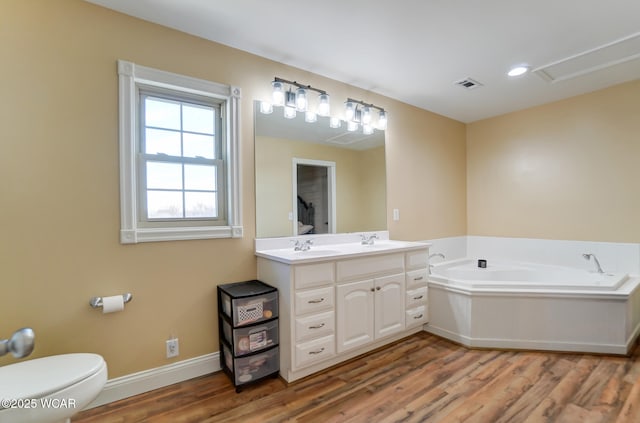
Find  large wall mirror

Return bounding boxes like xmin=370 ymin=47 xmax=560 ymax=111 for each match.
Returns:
xmin=254 ymin=101 xmax=387 ymax=238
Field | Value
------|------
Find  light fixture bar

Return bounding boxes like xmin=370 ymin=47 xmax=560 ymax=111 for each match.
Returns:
xmin=345 ymin=98 xmax=386 ymax=113
xmin=273 ymin=77 xmax=327 ymax=96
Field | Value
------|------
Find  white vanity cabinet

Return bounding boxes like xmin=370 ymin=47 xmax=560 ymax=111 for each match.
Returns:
xmin=256 ymin=242 xmax=429 ymax=382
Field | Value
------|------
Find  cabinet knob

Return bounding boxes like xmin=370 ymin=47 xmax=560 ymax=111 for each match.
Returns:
xmin=309 ymin=347 xmax=325 ymax=355
xmin=308 ymin=298 xmax=324 ymax=304
xmin=376 ymin=286 xmax=381 ymax=291
xmin=370 ymin=288 xmax=375 ymax=292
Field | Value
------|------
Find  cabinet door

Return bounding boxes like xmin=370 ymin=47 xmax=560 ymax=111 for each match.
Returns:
xmin=374 ymin=273 xmax=405 ymax=339
xmin=336 ymin=279 xmax=374 ymax=353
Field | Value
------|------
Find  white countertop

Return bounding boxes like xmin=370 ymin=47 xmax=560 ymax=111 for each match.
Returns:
xmin=255 ymin=239 xmax=431 ymax=264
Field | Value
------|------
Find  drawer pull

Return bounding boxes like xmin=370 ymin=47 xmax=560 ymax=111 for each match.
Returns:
xmin=309 ymin=347 xmax=325 ymax=355
xmin=309 ymin=323 xmax=325 ymax=330
xmin=308 ymin=298 xmax=324 ymax=304
xmin=414 ymin=276 xmax=424 ymax=281
xmin=414 ymin=314 xmax=423 ymax=319
xmin=413 ymin=295 xmax=424 ymax=300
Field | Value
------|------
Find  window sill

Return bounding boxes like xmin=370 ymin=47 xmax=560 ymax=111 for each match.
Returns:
xmin=121 ymin=225 xmax=243 ymax=244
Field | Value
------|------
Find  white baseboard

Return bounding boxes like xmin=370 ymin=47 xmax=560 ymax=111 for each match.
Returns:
xmin=86 ymin=352 xmax=221 ymax=409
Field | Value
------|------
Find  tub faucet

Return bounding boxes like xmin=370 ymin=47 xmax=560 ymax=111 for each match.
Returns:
xmin=582 ymin=253 xmax=604 ymax=273
xmin=361 ymin=233 xmax=379 ymax=245
xmin=293 ymin=239 xmax=313 ymax=251
xmin=429 ymin=253 xmax=446 ymax=261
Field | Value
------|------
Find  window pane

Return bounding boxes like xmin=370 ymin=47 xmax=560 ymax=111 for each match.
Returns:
xmin=183 ymin=104 xmax=214 ymax=134
xmin=185 ymin=192 xmax=216 ymax=218
xmin=147 ymin=190 xmax=183 ymax=219
xmin=184 ymin=164 xmax=216 ymax=191
xmin=183 ymin=133 xmax=215 ymax=159
xmin=146 ymin=162 xmax=183 ymax=189
xmin=145 ymin=128 xmax=181 ymax=156
xmin=145 ymin=97 xmax=180 ymax=130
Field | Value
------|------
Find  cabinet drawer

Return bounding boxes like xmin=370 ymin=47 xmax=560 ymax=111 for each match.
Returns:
xmin=222 ymin=318 xmax=278 ymax=356
xmin=294 ymin=335 xmax=335 ymax=369
xmin=295 ymin=311 xmax=335 ymax=343
xmin=222 ymin=344 xmax=279 ymax=385
xmin=406 ymin=287 xmax=428 ymax=309
xmin=294 ymin=262 xmax=335 ymax=289
xmin=406 ymin=306 xmax=428 ymax=328
xmin=295 ymin=286 xmax=334 ymax=316
xmin=406 ymin=269 xmax=428 ymax=290
xmin=337 ymin=253 xmax=404 ymax=282
xmin=220 ymin=290 xmax=278 ymax=327
xmin=406 ymin=249 xmax=429 ymax=271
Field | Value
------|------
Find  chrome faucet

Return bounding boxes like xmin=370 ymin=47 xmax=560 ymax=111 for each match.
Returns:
xmin=293 ymin=239 xmax=313 ymax=251
xmin=360 ymin=233 xmax=379 ymax=245
xmin=429 ymin=253 xmax=446 ymax=261
xmin=582 ymin=253 xmax=604 ymax=273
xmin=0 ymin=327 xmax=35 ymax=359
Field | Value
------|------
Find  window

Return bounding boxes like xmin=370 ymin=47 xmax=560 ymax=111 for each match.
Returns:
xmin=118 ymin=60 xmax=242 ymax=243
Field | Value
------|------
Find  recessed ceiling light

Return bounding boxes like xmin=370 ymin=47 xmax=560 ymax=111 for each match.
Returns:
xmin=507 ymin=66 xmax=530 ymax=77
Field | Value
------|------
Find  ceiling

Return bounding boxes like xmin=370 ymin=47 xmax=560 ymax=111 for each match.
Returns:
xmin=86 ymin=0 xmax=640 ymax=123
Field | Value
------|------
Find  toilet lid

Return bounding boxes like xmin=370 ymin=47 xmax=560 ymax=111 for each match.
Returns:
xmin=0 ymin=353 xmax=106 ymax=399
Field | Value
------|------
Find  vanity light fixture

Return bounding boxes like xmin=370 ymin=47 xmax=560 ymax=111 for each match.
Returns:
xmin=329 ymin=117 xmax=342 ymax=128
xmin=344 ymin=98 xmax=388 ymax=132
xmin=264 ymin=77 xmax=331 ymax=120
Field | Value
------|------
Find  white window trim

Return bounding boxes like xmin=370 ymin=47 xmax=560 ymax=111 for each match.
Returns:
xmin=118 ymin=60 xmax=243 ymax=244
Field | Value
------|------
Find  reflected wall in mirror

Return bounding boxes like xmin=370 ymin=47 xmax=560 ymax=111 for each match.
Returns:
xmin=255 ymin=101 xmax=387 ymax=238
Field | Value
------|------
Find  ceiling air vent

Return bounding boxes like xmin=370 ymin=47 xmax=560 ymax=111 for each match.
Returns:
xmin=454 ymin=77 xmax=484 ymax=90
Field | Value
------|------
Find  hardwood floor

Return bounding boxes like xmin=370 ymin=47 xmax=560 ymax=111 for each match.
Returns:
xmin=73 ymin=332 xmax=640 ymax=422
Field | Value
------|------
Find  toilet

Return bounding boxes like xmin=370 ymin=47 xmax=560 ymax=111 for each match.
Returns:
xmin=0 ymin=353 xmax=107 ymax=423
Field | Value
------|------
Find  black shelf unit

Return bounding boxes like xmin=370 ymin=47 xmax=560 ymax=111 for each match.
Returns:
xmin=217 ymin=280 xmax=279 ymax=392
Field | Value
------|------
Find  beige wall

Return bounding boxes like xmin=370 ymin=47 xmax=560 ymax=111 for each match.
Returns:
xmin=255 ymin=136 xmax=386 ymax=237
xmin=1 ymin=0 xmax=466 ymax=377
xmin=467 ymin=80 xmax=640 ymax=242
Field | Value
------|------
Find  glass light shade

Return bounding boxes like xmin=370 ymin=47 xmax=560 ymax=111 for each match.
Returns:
xmin=272 ymin=81 xmax=285 ymax=106
xmin=284 ymin=106 xmax=296 ymax=119
xmin=377 ymin=110 xmax=388 ymax=130
xmin=317 ymin=93 xmax=330 ymax=117
xmin=345 ymin=101 xmax=355 ymax=121
xmin=329 ymin=117 xmax=342 ymax=128
xmin=362 ymin=106 xmax=372 ymax=125
xmin=259 ymin=101 xmax=273 ymax=114
xmin=362 ymin=124 xmax=374 ymax=135
xmin=295 ymin=88 xmax=307 ymax=111
xmin=305 ymin=111 xmax=317 ymax=123
xmin=347 ymin=120 xmax=359 ymax=132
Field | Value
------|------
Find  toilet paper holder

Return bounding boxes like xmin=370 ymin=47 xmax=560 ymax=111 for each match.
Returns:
xmin=89 ymin=293 xmax=133 ymax=309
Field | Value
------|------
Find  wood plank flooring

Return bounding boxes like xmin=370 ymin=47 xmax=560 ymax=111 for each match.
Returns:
xmin=73 ymin=332 xmax=640 ymax=422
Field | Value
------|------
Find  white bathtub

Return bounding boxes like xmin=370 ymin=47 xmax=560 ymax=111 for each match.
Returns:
xmin=426 ymin=258 xmax=640 ymax=355
xmin=431 ymin=259 xmax=629 ymax=291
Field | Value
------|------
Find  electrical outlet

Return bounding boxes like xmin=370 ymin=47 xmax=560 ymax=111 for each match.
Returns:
xmin=166 ymin=338 xmax=179 ymax=358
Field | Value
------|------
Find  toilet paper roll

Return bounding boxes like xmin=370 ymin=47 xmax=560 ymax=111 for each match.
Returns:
xmin=102 ymin=295 xmax=125 ymax=314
